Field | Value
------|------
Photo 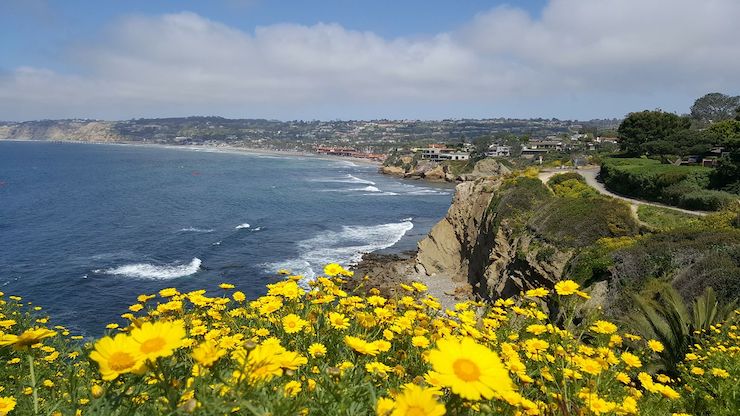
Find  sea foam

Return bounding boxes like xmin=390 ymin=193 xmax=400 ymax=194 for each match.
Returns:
xmin=102 ymin=258 xmax=202 ymax=280
xmin=265 ymin=220 xmax=413 ymax=279
xmin=179 ymin=227 xmax=215 ymax=233
xmin=311 ymin=174 xmax=375 ymax=185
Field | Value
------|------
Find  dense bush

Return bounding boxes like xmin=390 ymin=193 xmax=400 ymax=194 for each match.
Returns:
xmin=529 ymin=196 xmax=639 ymax=248
xmin=600 ymin=158 xmax=736 ymax=211
xmin=546 ymin=172 xmax=586 ymax=187
xmin=602 ymin=229 xmax=740 ymax=317
xmin=488 ymin=176 xmax=552 ymax=229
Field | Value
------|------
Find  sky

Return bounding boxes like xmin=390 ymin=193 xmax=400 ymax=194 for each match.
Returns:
xmin=1 ymin=0 xmax=738 ymax=121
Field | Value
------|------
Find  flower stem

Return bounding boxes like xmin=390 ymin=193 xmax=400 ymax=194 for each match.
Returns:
xmin=27 ymin=355 xmax=39 ymax=414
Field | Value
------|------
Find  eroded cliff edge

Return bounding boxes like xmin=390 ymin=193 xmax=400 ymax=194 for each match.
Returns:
xmin=404 ymin=171 xmax=740 ymax=316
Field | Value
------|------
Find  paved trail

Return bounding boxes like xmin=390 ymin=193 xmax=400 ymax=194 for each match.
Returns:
xmin=538 ymin=168 xmax=707 ymax=217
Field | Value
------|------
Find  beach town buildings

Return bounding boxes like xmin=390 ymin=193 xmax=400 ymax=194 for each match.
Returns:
xmin=486 ymin=144 xmax=511 ymax=157
xmin=419 ymin=144 xmax=471 ymax=161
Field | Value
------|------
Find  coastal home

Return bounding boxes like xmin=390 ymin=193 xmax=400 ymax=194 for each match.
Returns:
xmin=439 ymin=152 xmax=470 ymax=161
xmin=420 ymin=144 xmax=454 ymax=161
xmin=315 ymin=146 xmax=357 ymax=157
xmin=526 ymin=139 xmax=563 ymax=151
xmin=486 ymin=144 xmax=511 ymax=157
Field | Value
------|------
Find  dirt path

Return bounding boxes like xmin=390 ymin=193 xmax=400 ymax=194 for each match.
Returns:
xmin=538 ymin=168 xmax=707 ymax=217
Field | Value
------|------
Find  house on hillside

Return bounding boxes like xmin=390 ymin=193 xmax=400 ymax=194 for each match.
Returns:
xmin=486 ymin=144 xmax=511 ymax=157
xmin=440 ymin=152 xmax=470 ymax=161
xmin=420 ymin=144 xmax=454 ymax=161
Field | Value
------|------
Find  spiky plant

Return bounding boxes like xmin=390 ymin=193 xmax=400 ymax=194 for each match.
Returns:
xmin=630 ymin=284 xmax=735 ymax=376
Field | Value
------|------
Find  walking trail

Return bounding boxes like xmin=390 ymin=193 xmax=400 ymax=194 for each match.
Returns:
xmin=537 ymin=167 xmax=707 ymax=217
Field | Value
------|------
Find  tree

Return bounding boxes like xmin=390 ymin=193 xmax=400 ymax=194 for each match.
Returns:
xmin=642 ymin=129 xmax=718 ymax=157
xmin=690 ymin=92 xmax=740 ymax=124
xmin=617 ymin=110 xmax=691 ymax=155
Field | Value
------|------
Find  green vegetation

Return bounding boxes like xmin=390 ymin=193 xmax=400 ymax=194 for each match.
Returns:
xmin=488 ymin=176 xmax=552 ymax=230
xmin=600 ymin=157 xmax=737 ymax=211
xmin=529 ymin=196 xmax=638 ymax=248
xmin=547 ymin=173 xmax=599 ymax=198
xmin=441 ymin=159 xmax=475 ymax=176
xmin=617 ymin=111 xmax=690 ymax=155
xmin=630 ymin=285 xmax=736 ymax=377
xmin=637 ymin=205 xmax=701 ymax=232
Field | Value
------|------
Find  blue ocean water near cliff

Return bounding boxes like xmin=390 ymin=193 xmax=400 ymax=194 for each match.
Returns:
xmin=0 ymin=141 xmax=453 ymax=334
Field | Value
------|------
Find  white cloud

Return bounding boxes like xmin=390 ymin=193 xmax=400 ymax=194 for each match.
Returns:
xmin=1 ymin=0 xmax=739 ymax=120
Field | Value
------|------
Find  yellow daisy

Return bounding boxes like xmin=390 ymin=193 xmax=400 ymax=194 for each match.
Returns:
xmin=89 ymin=333 xmax=146 ymax=381
xmin=428 ymin=337 xmax=513 ymax=401
xmin=129 ymin=320 xmax=185 ymax=361
xmin=392 ymin=384 xmax=446 ymax=416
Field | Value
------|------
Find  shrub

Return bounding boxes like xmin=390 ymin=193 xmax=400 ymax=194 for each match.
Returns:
xmin=601 ymin=158 xmax=736 ymax=211
xmin=546 ymin=172 xmax=586 ymax=187
xmin=551 ymin=179 xmax=599 ymax=198
xmin=529 ymin=196 xmax=639 ymax=248
xmin=603 ymin=229 xmax=740 ymax=317
xmin=636 ymin=205 xmax=701 ymax=232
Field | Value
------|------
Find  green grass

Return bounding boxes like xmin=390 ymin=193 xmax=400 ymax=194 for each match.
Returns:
xmin=637 ymin=205 xmax=701 ymax=231
xmin=442 ymin=160 xmax=475 ymax=175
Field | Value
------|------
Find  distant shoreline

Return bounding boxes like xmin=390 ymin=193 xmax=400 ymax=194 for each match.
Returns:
xmin=0 ymin=138 xmax=382 ymax=167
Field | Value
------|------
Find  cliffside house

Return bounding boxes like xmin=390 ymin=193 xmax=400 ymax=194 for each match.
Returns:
xmin=486 ymin=144 xmax=511 ymax=157
xmin=440 ymin=152 xmax=470 ymax=161
xmin=420 ymin=144 xmax=454 ymax=161
xmin=520 ymin=139 xmax=563 ymax=158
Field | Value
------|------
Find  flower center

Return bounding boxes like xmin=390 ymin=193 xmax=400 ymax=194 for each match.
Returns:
xmin=453 ymin=358 xmax=481 ymax=382
xmin=109 ymin=351 xmax=136 ymax=371
xmin=406 ymin=406 xmax=426 ymax=416
xmin=140 ymin=337 xmax=166 ymax=354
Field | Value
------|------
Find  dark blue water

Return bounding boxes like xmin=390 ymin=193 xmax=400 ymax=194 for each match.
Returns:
xmin=0 ymin=141 xmax=454 ymax=334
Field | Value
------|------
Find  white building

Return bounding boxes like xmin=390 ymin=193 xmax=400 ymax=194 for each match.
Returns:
xmin=486 ymin=144 xmax=511 ymax=157
xmin=440 ymin=152 xmax=470 ymax=161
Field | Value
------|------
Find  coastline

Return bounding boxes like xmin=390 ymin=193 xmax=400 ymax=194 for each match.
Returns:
xmin=2 ymin=138 xmax=450 ymax=275
xmin=0 ymin=138 xmax=382 ymax=167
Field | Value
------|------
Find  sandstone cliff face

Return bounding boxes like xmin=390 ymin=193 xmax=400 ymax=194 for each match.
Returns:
xmin=415 ymin=178 xmax=572 ymax=300
xmin=0 ymin=121 xmax=123 ymax=142
xmin=380 ymin=158 xmax=510 ymax=183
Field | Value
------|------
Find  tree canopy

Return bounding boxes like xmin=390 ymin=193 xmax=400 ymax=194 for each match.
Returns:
xmin=617 ymin=110 xmax=691 ymax=155
xmin=690 ymin=93 xmax=740 ymax=124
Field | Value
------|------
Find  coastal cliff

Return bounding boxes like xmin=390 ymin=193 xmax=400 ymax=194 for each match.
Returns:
xmin=415 ymin=176 xmax=581 ymax=300
xmin=0 ymin=120 xmax=124 ymax=142
xmin=380 ymin=157 xmax=511 ymax=182
xmin=406 ymin=170 xmax=740 ymax=315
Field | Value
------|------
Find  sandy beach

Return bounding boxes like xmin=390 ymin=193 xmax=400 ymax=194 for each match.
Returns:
xmin=1 ymin=139 xmax=383 ymax=166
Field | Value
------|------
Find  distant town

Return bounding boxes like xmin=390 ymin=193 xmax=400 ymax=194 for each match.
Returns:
xmin=0 ymin=116 xmax=621 ymax=164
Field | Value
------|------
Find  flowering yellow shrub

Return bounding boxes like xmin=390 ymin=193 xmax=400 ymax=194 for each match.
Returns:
xmin=0 ymin=265 xmax=737 ymax=415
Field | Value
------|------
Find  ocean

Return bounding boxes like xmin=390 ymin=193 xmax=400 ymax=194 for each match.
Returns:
xmin=0 ymin=141 xmax=454 ymax=334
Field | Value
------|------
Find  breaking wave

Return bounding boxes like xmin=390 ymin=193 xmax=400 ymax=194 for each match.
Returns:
xmin=264 ymin=220 xmax=413 ymax=279
xmin=235 ymin=223 xmax=251 ymax=230
xmin=311 ymin=174 xmax=375 ymax=185
xmin=100 ymin=258 xmax=202 ymax=280
xmin=351 ymin=185 xmax=381 ymax=192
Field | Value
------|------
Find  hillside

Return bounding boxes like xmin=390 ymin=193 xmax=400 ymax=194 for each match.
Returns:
xmin=412 ymin=171 xmax=740 ymax=314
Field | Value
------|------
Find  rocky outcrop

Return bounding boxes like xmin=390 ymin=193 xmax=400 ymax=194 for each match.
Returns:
xmin=380 ymin=158 xmax=509 ymax=182
xmin=457 ymin=158 xmax=511 ymax=181
xmin=415 ymin=178 xmax=573 ymax=300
